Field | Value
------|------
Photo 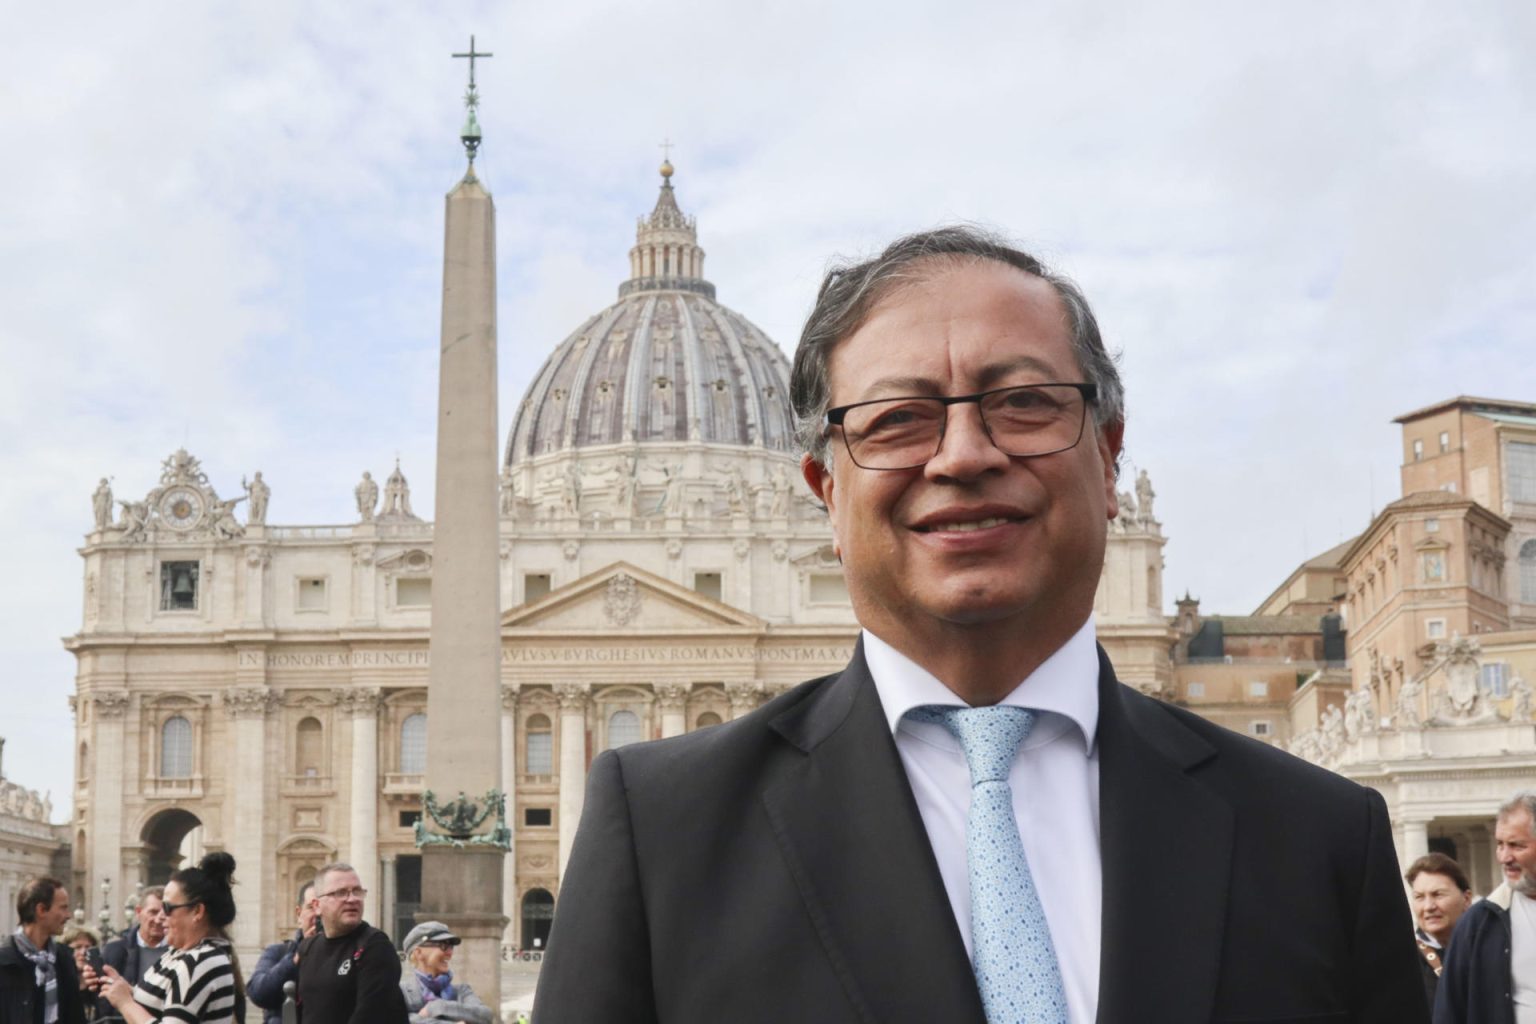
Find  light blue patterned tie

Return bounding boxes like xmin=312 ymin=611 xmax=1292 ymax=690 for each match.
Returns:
xmin=910 ymin=705 xmax=1069 ymax=1024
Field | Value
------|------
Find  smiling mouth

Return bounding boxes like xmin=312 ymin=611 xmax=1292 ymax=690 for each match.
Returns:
xmin=914 ymin=516 xmax=1019 ymax=533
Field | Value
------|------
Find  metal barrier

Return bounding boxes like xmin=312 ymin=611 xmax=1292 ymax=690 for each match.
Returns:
xmin=282 ymin=980 xmax=298 ymax=1024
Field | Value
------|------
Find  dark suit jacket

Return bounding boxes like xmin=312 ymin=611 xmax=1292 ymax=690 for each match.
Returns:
xmin=534 ymin=644 xmax=1428 ymax=1023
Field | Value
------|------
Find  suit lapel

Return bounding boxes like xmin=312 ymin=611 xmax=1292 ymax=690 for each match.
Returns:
xmin=762 ymin=644 xmax=986 ymax=1024
xmin=1095 ymin=647 xmax=1233 ymax=1023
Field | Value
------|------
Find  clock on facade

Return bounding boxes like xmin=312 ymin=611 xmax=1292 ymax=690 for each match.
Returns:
xmin=157 ymin=486 xmax=205 ymax=531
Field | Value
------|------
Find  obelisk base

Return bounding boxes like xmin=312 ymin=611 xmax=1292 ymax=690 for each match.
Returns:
xmin=420 ymin=846 xmax=508 ymax=1020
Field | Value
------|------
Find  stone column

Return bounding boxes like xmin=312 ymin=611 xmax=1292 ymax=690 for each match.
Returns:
xmin=223 ymin=687 xmax=276 ymax=960
xmin=380 ymin=853 xmax=397 ymax=940
xmin=656 ymin=684 xmax=689 ymax=738
xmin=338 ymin=688 xmax=382 ymax=924
xmin=1400 ymin=818 xmax=1430 ymax=869
xmin=501 ymin=685 xmax=519 ymax=947
xmin=87 ymin=691 xmax=131 ymax=917
xmin=555 ymin=684 xmax=589 ymax=876
xmin=726 ymin=681 xmax=763 ymax=721
xmin=1465 ymin=827 xmax=1494 ymax=895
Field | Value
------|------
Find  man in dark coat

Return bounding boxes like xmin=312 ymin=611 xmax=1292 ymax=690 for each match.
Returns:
xmin=0 ymin=877 xmax=87 ymax=1024
xmin=534 ymin=226 xmax=1430 ymax=1023
xmin=1434 ymin=790 xmax=1536 ymax=1024
xmin=93 ymin=886 xmax=167 ymax=1018
xmin=247 ymin=882 xmax=317 ymax=1024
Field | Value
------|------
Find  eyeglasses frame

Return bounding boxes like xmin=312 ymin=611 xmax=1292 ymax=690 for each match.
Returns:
xmin=823 ymin=381 xmax=1099 ymax=471
xmin=316 ymin=886 xmax=369 ymax=902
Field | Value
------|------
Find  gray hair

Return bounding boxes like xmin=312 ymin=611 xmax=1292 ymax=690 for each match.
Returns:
xmin=790 ymin=225 xmax=1125 ymax=471
xmin=313 ymin=862 xmax=357 ymax=893
xmin=1499 ymin=790 xmax=1536 ymax=834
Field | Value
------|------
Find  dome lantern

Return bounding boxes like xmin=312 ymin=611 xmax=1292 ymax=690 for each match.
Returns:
xmin=621 ymin=160 xmax=714 ymax=300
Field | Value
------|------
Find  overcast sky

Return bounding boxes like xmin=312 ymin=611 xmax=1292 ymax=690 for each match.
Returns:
xmin=3 ymin=0 xmax=1533 ymax=812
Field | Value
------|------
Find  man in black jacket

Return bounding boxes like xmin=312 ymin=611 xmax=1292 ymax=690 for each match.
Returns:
xmin=93 ymin=886 xmax=166 ymax=1018
xmin=0 ymin=876 xmax=87 ymax=1024
xmin=1435 ymin=790 xmax=1536 ymax=1024
xmin=247 ymin=881 xmax=316 ymax=1024
xmin=295 ymin=863 xmax=406 ymax=1023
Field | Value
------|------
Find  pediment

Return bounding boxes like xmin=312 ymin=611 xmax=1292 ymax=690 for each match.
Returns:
xmin=502 ymin=561 xmax=763 ymax=631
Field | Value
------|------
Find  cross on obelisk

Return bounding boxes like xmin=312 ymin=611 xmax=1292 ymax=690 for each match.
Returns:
xmin=452 ymin=36 xmax=493 ymax=163
xmin=659 ymin=137 xmax=675 ymax=162
xmin=452 ymin=35 xmax=493 ymax=89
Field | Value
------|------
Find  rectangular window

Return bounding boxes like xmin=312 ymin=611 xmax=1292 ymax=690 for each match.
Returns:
xmin=524 ymin=808 xmax=553 ymax=827
xmin=1412 ymin=439 xmax=1424 ymax=461
xmin=1480 ymin=662 xmax=1510 ymax=697
xmin=1250 ymin=721 xmax=1272 ymax=737
xmin=523 ymin=573 xmax=552 ymax=602
xmin=1248 ymin=681 xmax=1269 ymax=698
xmin=399 ymin=810 xmax=421 ymax=829
xmin=159 ymin=561 xmax=200 ymax=611
xmin=1426 ymin=618 xmax=1447 ymax=639
xmin=525 ymin=732 xmax=553 ymax=775
xmin=809 ymin=573 xmax=850 ymax=605
xmin=1424 ymin=518 xmax=1440 ymax=533
xmin=396 ymin=577 xmax=431 ymax=607
xmin=1439 ymin=431 xmax=1450 ymax=453
xmin=1510 ymin=442 xmax=1536 ymax=503
xmin=693 ymin=572 xmax=723 ymax=602
xmin=296 ymin=577 xmax=328 ymax=611
xmin=1186 ymin=682 xmax=1206 ymax=698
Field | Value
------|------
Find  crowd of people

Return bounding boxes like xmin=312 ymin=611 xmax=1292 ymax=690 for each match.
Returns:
xmin=0 ymin=859 xmax=500 ymax=1023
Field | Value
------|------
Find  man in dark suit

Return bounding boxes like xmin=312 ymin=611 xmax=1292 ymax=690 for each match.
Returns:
xmin=534 ymin=227 xmax=1428 ymax=1023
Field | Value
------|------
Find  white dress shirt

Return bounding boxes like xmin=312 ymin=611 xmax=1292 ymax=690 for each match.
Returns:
xmin=865 ymin=619 xmax=1102 ymax=1024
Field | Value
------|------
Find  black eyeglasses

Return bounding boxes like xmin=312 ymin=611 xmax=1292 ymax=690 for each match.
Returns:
xmin=316 ymin=886 xmax=368 ymax=902
xmin=824 ymin=382 xmax=1098 ymax=470
xmin=162 ymin=900 xmax=200 ymax=915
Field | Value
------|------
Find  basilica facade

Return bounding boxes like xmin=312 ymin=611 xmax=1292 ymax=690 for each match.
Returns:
xmin=66 ymin=165 xmax=1176 ymax=957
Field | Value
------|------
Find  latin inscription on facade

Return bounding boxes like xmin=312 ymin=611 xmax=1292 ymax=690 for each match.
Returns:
xmin=238 ymin=645 xmax=854 ymax=669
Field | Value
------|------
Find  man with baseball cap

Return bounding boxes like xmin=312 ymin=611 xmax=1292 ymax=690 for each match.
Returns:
xmin=399 ymin=922 xmax=491 ymax=1024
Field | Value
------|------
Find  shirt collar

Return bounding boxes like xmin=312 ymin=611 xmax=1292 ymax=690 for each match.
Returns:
xmin=864 ymin=617 xmax=1100 ymax=752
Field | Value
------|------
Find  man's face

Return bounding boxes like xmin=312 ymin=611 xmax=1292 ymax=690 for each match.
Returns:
xmin=296 ymin=885 xmax=317 ymax=933
xmin=137 ymin=894 xmax=167 ymax=945
xmin=1410 ymin=871 xmax=1470 ymax=943
xmin=1496 ymin=809 xmax=1536 ymax=895
xmin=803 ymin=260 xmax=1120 ymax=646
xmin=37 ymin=888 xmax=71 ymax=938
xmin=316 ymin=870 xmax=365 ymax=936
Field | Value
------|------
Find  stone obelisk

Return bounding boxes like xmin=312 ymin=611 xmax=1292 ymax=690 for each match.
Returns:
xmin=419 ymin=36 xmax=506 ymax=1012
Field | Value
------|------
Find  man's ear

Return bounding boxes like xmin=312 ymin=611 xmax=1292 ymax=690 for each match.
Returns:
xmin=801 ymin=453 xmax=834 ymax=513
xmin=1098 ymin=420 xmax=1125 ymax=517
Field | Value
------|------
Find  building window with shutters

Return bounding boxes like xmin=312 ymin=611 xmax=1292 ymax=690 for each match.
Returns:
xmin=524 ymin=714 xmax=553 ymax=777
xmin=607 ymin=710 xmax=642 ymax=750
xmin=400 ymin=713 xmax=427 ymax=774
xmin=160 ymin=716 xmax=193 ymax=778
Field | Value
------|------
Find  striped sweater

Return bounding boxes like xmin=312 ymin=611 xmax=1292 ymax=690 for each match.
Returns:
xmin=133 ymin=937 xmax=238 ymax=1023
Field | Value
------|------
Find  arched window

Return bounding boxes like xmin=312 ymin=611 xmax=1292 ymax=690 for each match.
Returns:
xmin=160 ymin=716 xmax=193 ymax=778
xmin=295 ymin=717 xmax=323 ymax=776
xmin=607 ymin=710 xmax=642 ymax=749
xmin=694 ymin=711 xmax=723 ymax=730
xmin=525 ymin=714 xmax=552 ymax=776
xmin=400 ymin=714 xmax=427 ymax=775
xmin=1521 ymin=539 xmax=1536 ymax=604
xmin=78 ymin=741 xmax=88 ymax=779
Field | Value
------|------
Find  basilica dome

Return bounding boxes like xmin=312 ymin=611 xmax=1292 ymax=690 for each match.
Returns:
xmin=505 ymin=164 xmax=796 ymax=464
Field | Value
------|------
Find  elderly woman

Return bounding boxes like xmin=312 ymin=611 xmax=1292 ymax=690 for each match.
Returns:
xmin=1405 ymin=851 xmax=1474 ymax=1008
xmin=398 ymin=922 xmax=492 ymax=1024
xmin=96 ymin=853 xmax=246 ymax=1024
xmin=63 ymin=923 xmax=105 ymax=1019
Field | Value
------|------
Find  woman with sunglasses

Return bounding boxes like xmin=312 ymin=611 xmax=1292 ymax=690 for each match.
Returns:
xmin=397 ymin=922 xmax=491 ymax=1024
xmin=97 ymin=853 xmax=247 ymax=1023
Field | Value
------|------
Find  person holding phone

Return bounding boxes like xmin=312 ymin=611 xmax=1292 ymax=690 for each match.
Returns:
xmin=96 ymin=853 xmax=246 ymax=1024
xmin=93 ymin=887 xmax=167 ymax=1019
xmin=246 ymin=882 xmax=317 ymax=1024
xmin=62 ymin=924 xmax=104 ymax=1020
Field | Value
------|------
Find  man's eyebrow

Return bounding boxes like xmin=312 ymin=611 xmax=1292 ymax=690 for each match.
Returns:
xmin=850 ymin=356 xmax=1068 ymax=400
